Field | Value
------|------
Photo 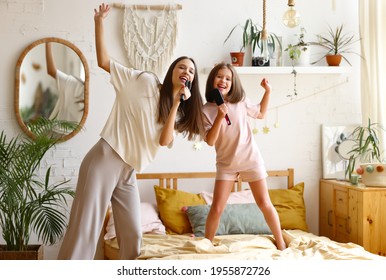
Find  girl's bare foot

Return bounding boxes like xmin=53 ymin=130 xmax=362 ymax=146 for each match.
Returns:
xmin=276 ymin=240 xmax=286 ymax=251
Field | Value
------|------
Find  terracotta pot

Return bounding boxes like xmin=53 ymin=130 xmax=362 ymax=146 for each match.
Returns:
xmin=326 ymin=54 xmax=342 ymax=66
xmin=230 ymin=52 xmax=245 ymax=66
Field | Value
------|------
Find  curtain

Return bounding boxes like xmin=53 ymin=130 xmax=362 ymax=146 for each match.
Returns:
xmin=359 ymin=0 xmax=386 ymax=154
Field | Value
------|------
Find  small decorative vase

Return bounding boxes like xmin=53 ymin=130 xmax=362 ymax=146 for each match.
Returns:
xmin=326 ymin=54 xmax=342 ymax=66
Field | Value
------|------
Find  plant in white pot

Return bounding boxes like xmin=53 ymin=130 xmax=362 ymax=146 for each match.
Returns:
xmin=285 ymin=27 xmax=311 ymax=66
xmin=0 ymin=118 xmax=77 ymax=259
xmin=345 ymin=119 xmax=386 ymax=187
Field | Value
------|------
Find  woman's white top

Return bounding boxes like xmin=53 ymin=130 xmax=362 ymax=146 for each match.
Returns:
xmin=49 ymin=69 xmax=84 ymax=123
xmin=100 ymin=60 xmax=165 ymax=172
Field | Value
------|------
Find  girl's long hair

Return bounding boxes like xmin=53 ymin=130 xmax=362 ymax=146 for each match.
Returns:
xmin=205 ymin=63 xmax=245 ymax=103
xmin=158 ymin=56 xmax=204 ymax=140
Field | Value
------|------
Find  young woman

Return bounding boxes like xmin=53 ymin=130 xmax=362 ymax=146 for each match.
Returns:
xmin=57 ymin=3 xmax=204 ymax=260
xmin=202 ymin=63 xmax=286 ymax=250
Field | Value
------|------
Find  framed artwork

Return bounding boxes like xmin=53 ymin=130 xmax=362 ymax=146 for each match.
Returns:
xmin=321 ymin=124 xmax=359 ymax=179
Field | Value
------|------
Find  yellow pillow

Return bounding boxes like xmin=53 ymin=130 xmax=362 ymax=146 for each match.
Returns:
xmin=268 ymin=182 xmax=308 ymax=231
xmin=154 ymin=186 xmax=206 ymax=234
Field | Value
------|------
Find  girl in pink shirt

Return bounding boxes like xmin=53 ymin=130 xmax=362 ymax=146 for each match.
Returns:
xmin=202 ymin=63 xmax=286 ymax=250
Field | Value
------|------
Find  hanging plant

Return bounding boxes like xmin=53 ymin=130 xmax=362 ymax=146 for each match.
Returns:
xmin=287 ymin=68 xmax=298 ymax=99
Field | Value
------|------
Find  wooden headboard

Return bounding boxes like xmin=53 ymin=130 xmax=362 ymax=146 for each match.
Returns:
xmin=136 ymin=168 xmax=294 ymax=191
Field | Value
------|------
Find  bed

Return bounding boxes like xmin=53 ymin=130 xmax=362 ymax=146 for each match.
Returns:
xmin=103 ymin=169 xmax=384 ymax=260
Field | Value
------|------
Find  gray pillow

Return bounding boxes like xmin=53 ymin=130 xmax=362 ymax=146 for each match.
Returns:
xmin=185 ymin=203 xmax=271 ymax=237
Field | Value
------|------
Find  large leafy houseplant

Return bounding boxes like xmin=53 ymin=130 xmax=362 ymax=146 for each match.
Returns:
xmin=345 ymin=119 xmax=385 ymax=182
xmin=0 ymin=118 xmax=76 ymax=252
xmin=312 ymin=24 xmax=361 ymax=66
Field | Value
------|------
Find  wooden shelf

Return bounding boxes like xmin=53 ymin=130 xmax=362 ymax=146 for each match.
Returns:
xmin=203 ymin=66 xmax=351 ymax=75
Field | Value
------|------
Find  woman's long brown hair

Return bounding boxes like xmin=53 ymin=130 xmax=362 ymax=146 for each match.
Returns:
xmin=158 ymin=56 xmax=204 ymax=140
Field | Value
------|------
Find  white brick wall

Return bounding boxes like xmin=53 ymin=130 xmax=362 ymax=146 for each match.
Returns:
xmin=0 ymin=0 xmax=362 ymax=259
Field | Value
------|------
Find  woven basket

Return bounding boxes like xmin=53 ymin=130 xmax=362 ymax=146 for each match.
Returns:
xmin=0 ymin=245 xmax=43 ymax=260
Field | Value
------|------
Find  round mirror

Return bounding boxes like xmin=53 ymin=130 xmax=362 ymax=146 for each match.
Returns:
xmin=15 ymin=37 xmax=89 ymax=141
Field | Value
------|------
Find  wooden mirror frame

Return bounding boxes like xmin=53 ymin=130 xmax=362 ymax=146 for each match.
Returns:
xmin=14 ymin=37 xmax=89 ymax=142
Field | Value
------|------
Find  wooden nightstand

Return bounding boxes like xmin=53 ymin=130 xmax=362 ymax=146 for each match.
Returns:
xmin=319 ymin=179 xmax=386 ymax=256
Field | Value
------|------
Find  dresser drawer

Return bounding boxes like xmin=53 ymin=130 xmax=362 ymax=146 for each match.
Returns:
xmin=335 ymin=216 xmax=349 ymax=242
xmin=335 ymin=216 xmax=348 ymax=232
xmin=335 ymin=189 xmax=348 ymax=217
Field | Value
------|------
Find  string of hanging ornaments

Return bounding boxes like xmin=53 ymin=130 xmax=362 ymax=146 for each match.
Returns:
xmin=113 ymin=3 xmax=181 ymax=76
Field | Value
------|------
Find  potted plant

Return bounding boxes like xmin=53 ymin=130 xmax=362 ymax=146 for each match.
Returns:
xmin=223 ymin=18 xmax=254 ymax=66
xmin=345 ymin=119 xmax=386 ymax=187
xmin=0 ymin=118 xmax=77 ymax=259
xmin=285 ymin=27 xmax=311 ymax=66
xmin=224 ymin=18 xmax=281 ymax=66
xmin=312 ymin=24 xmax=361 ymax=66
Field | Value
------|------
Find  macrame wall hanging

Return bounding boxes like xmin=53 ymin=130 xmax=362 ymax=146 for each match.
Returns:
xmin=113 ymin=3 xmax=181 ymax=76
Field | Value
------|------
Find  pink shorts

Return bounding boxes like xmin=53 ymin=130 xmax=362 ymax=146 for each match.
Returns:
xmin=216 ymin=167 xmax=268 ymax=182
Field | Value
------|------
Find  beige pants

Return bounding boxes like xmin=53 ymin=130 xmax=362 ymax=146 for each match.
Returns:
xmin=57 ymin=138 xmax=141 ymax=259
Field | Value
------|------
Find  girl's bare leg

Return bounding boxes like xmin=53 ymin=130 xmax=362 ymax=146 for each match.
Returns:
xmin=249 ymin=179 xmax=286 ymax=250
xmin=204 ymin=180 xmax=234 ymax=242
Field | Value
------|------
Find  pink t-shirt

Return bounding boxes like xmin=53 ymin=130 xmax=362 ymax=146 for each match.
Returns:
xmin=202 ymin=97 xmax=266 ymax=173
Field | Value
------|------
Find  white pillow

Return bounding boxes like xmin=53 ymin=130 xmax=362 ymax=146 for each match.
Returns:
xmin=200 ymin=189 xmax=255 ymax=204
xmin=104 ymin=202 xmax=166 ymax=240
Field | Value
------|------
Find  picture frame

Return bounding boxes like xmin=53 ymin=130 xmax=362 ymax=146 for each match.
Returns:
xmin=321 ymin=124 xmax=359 ymax=179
